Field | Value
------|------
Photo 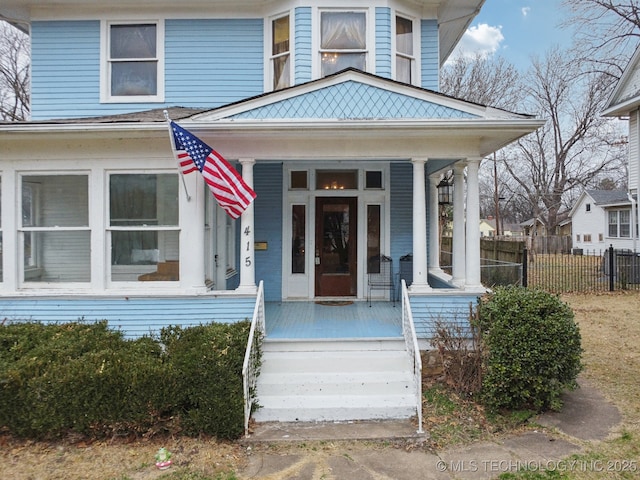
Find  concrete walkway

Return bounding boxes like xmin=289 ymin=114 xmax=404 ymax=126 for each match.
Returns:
xmin=239 ymin=379 xmax=621 ymax=479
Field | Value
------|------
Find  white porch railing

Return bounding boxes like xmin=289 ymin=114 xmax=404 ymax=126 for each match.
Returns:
xmin=242 ymin=280 xmax=265 ymax=436
xmin=401 ymin=279 xmax=423 ymax=434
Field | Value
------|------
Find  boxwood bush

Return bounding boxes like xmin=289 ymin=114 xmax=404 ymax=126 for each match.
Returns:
xmin=0 ymin=320 xmax=252 ymax=440
xmin=476 ymin=286 xmax=582 ymax=412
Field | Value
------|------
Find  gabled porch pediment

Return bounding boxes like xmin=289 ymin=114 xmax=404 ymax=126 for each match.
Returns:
xmin=189 ymin=69 xmax=500 ymax=122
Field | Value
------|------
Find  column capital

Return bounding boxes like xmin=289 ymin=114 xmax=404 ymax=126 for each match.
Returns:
xmin=453 ymin=162 xmax=466 ymax=175
xmin=411 ymin=157 xmax=428 ymax=165
xmin=238 ymin=157 xmax=256 ymax=166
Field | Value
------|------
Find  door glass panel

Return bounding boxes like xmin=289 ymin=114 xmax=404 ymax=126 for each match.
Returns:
xmin=292 ymin=205 xmax=305 ymax=274
xmin=367 ymin=205 xmax=381 ymax=273
xmin=322 ymin=203 xmax=351 ymax=274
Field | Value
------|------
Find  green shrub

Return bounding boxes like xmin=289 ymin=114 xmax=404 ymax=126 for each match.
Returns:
xmin=161 ymin=321 xmax=251 ymax=440
xmin=0 ymin=320 xmax=254 ymax=441
xmin=477 ymin=286 xmax=582 ymax=412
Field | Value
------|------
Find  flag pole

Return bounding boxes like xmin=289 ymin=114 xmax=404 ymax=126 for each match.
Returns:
xmin=163 ymin=110 xmax=192 ymax=202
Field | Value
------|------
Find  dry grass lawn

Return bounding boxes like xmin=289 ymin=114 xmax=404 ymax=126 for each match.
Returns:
xmin=1 ymin=292 xmax=639 ymax=479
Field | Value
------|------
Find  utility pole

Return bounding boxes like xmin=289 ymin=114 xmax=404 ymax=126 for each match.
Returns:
xmin=493 ymin=152 xmax=501 ymax=237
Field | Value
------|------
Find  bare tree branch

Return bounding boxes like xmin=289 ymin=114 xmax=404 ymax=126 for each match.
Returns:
xmin=0 ymin=20 xmax=30 ymax=121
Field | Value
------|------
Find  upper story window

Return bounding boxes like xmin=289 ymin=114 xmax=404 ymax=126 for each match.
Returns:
xmin=395 ymin=15 xmax=414 ymax=84
xmin=103 ymin=21 xmax=164 ymax=102
xmin=320 ymin=11 xmax=366 ymax=77
xmin=272 ymin=14 xmax=291 ymax=90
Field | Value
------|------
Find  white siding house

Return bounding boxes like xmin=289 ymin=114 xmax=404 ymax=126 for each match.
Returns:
xmin=570 ymin=190 xmax=633 ymax=253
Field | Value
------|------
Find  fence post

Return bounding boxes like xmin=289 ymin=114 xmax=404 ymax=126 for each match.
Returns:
xmin=609 ymin=245 xmax=615 ymax=292
xmin=522 ymin=247 xmax=528 ymax=287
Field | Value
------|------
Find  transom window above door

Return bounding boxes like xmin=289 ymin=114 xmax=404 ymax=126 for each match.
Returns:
xmin=320 ymin=11 xmax=367 ymax=77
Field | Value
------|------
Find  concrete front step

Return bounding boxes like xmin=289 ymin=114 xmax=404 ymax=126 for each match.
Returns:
xmin=253 ymin=394 xmax=417 ymax=422
xmin=257 ymin=371 xmax=414 ymax=396
xmin=262 ymin=338 xmax=406 ymax=352
xmin=254 ymin=339 xmax=418 ymax=423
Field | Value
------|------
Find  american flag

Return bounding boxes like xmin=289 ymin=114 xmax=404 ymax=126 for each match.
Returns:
xmin=170 ymin=121 xmax=256 ymax=219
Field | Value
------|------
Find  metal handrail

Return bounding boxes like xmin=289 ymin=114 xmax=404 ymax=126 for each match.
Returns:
xmin=242 ymin=280 xmax=265 ymax=436
xmin=401 ymin=279 xmax=423 ymax=434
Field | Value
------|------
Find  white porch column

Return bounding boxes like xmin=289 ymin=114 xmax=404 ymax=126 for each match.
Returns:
xmin=428 ymin=175 xmax=442 ymax=273
xmin=409 ymin=158 xmax=432 ymax=293
xmin=180 ymin=169 xmax=206 ymax=290
xmin=452 ymin=163 xmax=466 ymax=287
xmin=236 ymin=158 xmax=257 ymax=293
xmin=465 ymin=158 xmax=483 ymax=289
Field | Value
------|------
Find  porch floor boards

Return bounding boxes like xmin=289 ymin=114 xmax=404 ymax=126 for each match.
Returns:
xmin=264 ymin=301 xmax=402 ymax=339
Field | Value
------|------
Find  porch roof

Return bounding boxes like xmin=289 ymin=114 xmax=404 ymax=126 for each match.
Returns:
xmin=1 ymin=70 xmax=544 ymax=163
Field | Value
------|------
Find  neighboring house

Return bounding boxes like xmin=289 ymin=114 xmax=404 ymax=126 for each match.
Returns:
xmin=0 ymin=0 xmax=542 ymax=425
xmin=602 ymin=44 xmax=640 ymax=253
xmin=521 ymin=217 xmax=547 ymax=237
xmin=502 ymin=222 xmax=525 ymax=237
xmin=570 ymin=189 xmax=632 ymax=253
xmin=480 ymin=218 xmax=496 ymax=237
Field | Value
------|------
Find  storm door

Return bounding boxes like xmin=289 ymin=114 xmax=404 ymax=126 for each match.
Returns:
xmin=314 ymin=197 xmax=357 ymax=296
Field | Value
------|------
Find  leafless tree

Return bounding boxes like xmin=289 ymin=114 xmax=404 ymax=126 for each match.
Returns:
xmin=0 ymin=20 xmax=30 ymax=121
xmin=562 ymin=0 xmax=640 ymax=77
xmin=503 ymin=47 xmax=626 ymax=234
xmin=440 ymin=52 xmax=523 ymax=110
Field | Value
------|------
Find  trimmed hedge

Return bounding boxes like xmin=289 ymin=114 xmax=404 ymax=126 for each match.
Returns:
xmin=0 ymin=320 xmax=252 ymax=440
xmin=477 ymin=287 xmax=583 ymax=412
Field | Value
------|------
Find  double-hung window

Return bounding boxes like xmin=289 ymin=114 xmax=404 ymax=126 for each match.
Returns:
xmin=395 ymin=15 xmax=414 ymax=84
xmin=20 ymin=175 xmax=91 ymax=283
xmin=320 ymin=11 xmax=367 ymax=77
xmin=104 ymin=21 xmax=163 ymax=102
xmin=608 ymin=209 xmax=631 ymax=238
xmin=271 ymin=14 xmax=291 ymax=90
xmin=109 ymin=174 xmax=179 ymax=282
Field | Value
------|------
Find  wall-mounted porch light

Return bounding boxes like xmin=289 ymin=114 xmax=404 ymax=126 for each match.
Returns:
xmin=437 ymin=177 xmax=452 ymax=205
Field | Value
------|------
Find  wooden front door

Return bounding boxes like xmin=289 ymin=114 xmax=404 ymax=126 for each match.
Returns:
xmin=315 ymin=197 xmax=357 ymax=297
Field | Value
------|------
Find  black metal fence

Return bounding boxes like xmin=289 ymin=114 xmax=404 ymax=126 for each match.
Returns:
xmin=523 ymin=246 xmax=640 ymax=293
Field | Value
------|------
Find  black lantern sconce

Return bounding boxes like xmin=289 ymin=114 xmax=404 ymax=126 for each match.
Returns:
xmin=437 ymin=177 xmax=452 ymax=205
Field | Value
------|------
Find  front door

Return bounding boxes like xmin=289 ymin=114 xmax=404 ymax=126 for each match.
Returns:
xmin=315 ymin=197 xmax=357 ymax=296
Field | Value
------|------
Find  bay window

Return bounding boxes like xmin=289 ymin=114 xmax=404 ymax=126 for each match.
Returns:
xmin=271 ymin=15 xmax=291 ymax=90
xmin=320 ymin=11 xmax=367 ymax=76
xmin=396 ymin=15 xmax=414 ymax=84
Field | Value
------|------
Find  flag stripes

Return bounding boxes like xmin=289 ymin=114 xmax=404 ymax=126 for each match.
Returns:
xmin=170 ymin=121 xmax=256 ymax=219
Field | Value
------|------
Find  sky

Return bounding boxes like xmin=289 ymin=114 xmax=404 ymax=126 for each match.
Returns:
xmin=451 ymin=0 xmax=576 ymax=71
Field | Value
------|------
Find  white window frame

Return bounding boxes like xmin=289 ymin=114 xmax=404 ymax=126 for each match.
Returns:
xmin=608 ymin=209 xmax=632 ymax=238
xmin=18 ymin=173 xmax=91 ymax=286
xmin=100 ymin=19 xmax=165 ymax=103
xmin=106 ymin=171 xmax=180 ymax=285
xmin=267 ymin=12 xmax=293 ymax=92
xmin=394 ymin=13 xmax=417 ymax=85
xmin=314 ymin=8 xmax=372 ymax=78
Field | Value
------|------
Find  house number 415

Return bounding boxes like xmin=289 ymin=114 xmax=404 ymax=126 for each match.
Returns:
xmin=244 ymin=226 xmax=252 ymax=267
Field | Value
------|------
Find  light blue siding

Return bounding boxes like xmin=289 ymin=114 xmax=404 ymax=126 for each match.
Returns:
xmin=165 ymin=19 xmax=263 ymax=106
xmin=294 ymin=7 xmax=313 ymax=84
xmin=390 ymin=163 xmax=413 ymax=277
xmin=254 ymin=164 xmax=284 ymax=301
xmin=230 ymin=81 xmax=477 ymax=119
xmin=421 ymin=19 xmax=439 ymax=91
xmin=30 ymin=21 xmax=101 ymax=120
xmin=0 ymin=297 xmax=256 ymax=339
xmin=410 ymin=294 xmax=480 ymax=339
xmin=375 ymin=8 xmax=392 ymax=78
xmin=30 ymin=19 xmax=264 ymax=120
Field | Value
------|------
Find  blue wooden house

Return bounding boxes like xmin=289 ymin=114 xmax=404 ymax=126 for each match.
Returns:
xmin=0 ymin=1 xmax=542 ymax=427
